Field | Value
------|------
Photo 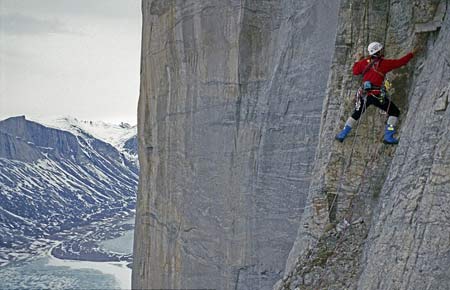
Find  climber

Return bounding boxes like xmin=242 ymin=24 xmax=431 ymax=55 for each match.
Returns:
xmin=335 ymin=41 xmax=418 ymax=144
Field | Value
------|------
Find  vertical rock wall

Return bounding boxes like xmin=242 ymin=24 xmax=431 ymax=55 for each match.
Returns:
xmin=278 ymin=0 xmax=450 ymax=289
xmin=133 ymin=0 xmax=339 ymax=289
xmin=357 ymin=3 xmax=450 ymax=288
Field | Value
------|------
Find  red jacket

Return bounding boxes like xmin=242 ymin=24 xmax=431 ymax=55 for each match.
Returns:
xmin=353 ymin=53 xmax=414 ymax=87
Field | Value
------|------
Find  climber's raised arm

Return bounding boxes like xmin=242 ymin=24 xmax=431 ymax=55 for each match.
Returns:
xmin=381 ymin=53 xmax=414 ymax=73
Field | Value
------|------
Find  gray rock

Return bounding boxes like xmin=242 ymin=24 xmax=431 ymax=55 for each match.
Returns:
xmin=278 ymin=0 xmax=450 ymax=289
xmin=357 ymin=5 xmax=450 ymax=289
xmin=0 ymin=130 xmax=42 ymax=163
xmin=133 ymin=0 xmax=339 ymax=289
xmin=135 ymin=0 xmax=450 ymax=289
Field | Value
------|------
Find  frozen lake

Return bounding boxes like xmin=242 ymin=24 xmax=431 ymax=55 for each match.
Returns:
xmin=0 ymin=221 xmax=134 ymax=289
xmin=0 ymin=256 xmax=130 ymax=289
xmin=99 ymin=219 xmax=135 ymax=255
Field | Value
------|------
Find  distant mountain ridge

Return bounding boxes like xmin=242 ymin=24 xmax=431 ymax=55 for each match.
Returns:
xmin=32 ymin=116 xmax=137 ymax=149
xmin=0 ymin=116 xmax=138 ymax=263
xmin=32 ymin=116 xmax=138 ymax=165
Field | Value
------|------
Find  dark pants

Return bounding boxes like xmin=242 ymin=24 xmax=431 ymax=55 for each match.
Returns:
xmin=352 ymin=94 xmax=400 ymax=120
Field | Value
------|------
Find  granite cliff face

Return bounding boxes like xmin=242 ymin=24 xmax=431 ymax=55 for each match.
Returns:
xmin=134 ymin=0 xmax=450 ymax=289
xmin=278 ymin=0 xmax=450 ymax=289
xmin=133 ymin=0 xmax=338 ymax=289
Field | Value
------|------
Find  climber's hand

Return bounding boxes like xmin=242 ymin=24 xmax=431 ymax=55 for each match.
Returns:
xmin=353 ymin=52 xmax=364 ymax=61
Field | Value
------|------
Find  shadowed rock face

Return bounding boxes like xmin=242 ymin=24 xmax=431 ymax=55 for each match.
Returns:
xmin=0 ymin=116 xmax=85 ymax=162
xmin=123 ymin=136 xmax=138 ymax=156
xmin=133 ymin=0 xmax=339 ymax=289
xmin=277 ymin=0 xmax=450 ymax=289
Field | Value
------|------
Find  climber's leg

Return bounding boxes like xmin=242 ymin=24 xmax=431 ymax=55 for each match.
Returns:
xmin=335 ymin=95 xmax=373 ymax=142
xmin=350 ymin=97 xmax=368 ymax=121
xmin=372 ymin=96 xmax=400 ymax=118
xmin=335 ymin=117 xmax=356 ymax=142
xmin=384 ymin=116 xmax=399 ymax=144
xmin=373 ymin=96 xmax=400 ymax=144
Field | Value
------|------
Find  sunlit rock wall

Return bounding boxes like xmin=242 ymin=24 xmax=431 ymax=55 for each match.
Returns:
xmin=132 ymin=0 xmax=339 ymax=289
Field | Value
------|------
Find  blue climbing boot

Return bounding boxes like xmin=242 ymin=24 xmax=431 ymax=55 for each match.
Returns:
xmin=383 ymin=124 xmax=399 ymax=144
xmin=335 ymin=125 xmax=352 ymax=142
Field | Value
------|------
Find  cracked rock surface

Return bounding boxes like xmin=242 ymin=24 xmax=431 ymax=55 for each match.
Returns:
xmin=133 ymin=0 xmax=338 ymax=289
xmin=133 ymin=0 xmax=450 ymax=289
xmin=277 ymin=0 xmax=450 ymax=289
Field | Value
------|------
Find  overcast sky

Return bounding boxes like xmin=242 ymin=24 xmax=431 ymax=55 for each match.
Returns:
xmin=0 ymin=0 xmax=141 ymax=125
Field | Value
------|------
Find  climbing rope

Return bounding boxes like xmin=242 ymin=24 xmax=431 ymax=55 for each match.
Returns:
xmin=328 ymin=0 xmax=397 ymax=225
xmin=313 ymin=0 xmax=396 ymax=288
xmin=328 ymin=92 xmax=368 ymax=219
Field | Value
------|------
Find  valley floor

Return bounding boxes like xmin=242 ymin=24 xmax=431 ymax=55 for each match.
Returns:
xmin=0 ymin=213 xmax=134 ymax=268
xmin=0 ymin=214 xmax=134 ymax=289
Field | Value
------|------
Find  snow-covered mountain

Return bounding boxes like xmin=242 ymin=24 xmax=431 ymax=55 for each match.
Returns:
xmin=32 ymin=116 xmax=136 ymax=150
xmin=32 ymin=116 xmax=138 ymax=163
xmin=0 ymin=116 xmax=138 ymax=258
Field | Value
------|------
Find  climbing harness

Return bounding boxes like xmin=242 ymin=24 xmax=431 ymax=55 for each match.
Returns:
xmin=354 ymin=76 xmax=392 ymax=112
xmin=354 ymin=87 xmax=364 ymax=111
xmin=353 ymin=54 xmax=390 ymax=110
xmin=354 ymin=88 xmax=368 ymax=110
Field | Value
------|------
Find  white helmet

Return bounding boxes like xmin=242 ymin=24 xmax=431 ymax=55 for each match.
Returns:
xmin=368 ymin=42 xmax=383 ymax=55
